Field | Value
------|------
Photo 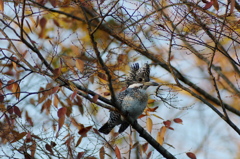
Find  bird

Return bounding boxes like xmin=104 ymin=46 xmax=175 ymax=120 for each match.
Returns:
xmin=98 ymin=81 xmax=159 ymax=134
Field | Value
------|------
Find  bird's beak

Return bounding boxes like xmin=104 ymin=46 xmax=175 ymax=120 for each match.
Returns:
xmin=144 ymin=81 xmax=159 ymax=86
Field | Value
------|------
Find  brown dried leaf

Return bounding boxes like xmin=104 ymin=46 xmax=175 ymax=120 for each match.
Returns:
xmin=45 ymin=144 xmax=54 ymax=155
xmin=115 ymin=146 xmax=121 ymax=159
xmin=71 ymin=90 xmax=78 ymax=100
xmin=212 ymin=0 xmax=219 ymax=10
xmin=75 ymin=136 xmax=83 ymax=147
xmin=30 ymin=140 xmax=36 ymax=157
xmin=11 ymin=132 xmax=27 ymax=143
xmin=25 ymin=20 xmax=33 ymax=33
xmin=99 ymin=146 xmax=105 ymax=159
xmin=25 ymin=111 xmax=33 ymax=126
xmin=97 ymin=72 xmax=107 ymax=81
xmin=77 ymin=152 xmax=85 ymax=159
xmin=57 ymin=107 xmax=67 ymax=134
xmin=7 ymin=105 xmax=14 ymax=114
xmin=78 ymin=126 xmax=92 ymax=137
xmin=76 ymin=59 xmax=84 ymax=73
xmin=146 ymin=118 xmax=153 ymax=133
xmin=186 ymin=152 xmax=197 ymax=159
xmin=14 ymin=106 xmax=21 ymax=118
xmin=0 ymin=93 xmax=4 ymax=102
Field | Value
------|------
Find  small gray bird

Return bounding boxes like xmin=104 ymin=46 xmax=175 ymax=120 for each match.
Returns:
xmin=98 ymin=81 xmax=159 ymax=134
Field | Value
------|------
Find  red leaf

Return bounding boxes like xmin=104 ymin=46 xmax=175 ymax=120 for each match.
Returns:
xmin=57 ymin=107 xmax=67 ymax=118
xmin=163 ymin=120 xmax=171 ymax=127
xmin=78 ymin=126 xmax=92 ymax=137
xmin=77 ymin=152 xmax=85 ymax=159
xmin=14 ymin=106 xmax=21 ymax=118
xmin=92 ymin=94 xmax=99 ymax=103
xmin=173 ymin=118 xmax=183 ymax=124
xmin=0 ymin=93 xmax=4 ymax=102
xmin=186 ymin=152 xmax=197 ymax=159
xmin=115 ymin=146 xmax=121 ymax=159
xmin=7 ymin=105 xmax=14 ymax=114
xmin=203 ymin=1 xmax=213 ymax=10
xmin=40 ymin=17 xmax=47 ymax=29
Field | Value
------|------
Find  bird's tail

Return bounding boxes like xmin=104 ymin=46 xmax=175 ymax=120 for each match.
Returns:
xmin=98 ymin=122 xmax=115 ymax=134
xmin=118 ymin=122 xmax=130 ymax=133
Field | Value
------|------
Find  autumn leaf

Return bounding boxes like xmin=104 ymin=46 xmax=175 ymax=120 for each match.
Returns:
xmin=173 ymin=118 xmax=183 ymax=124
xmin=142 ymin=143 xmax=148 ymax=153
xmin=115 ymin=146 xmax=121 ymax=159
xmin=78 ymin=126 xmax=92 ymax=137
xmin=14 ymin=106 xmax=21 ymax=118
xmin=203 ymin=1 xmax=213 ymax=10
xmin=146 ymin=118 xmax=153 ymax=133
xmin=75 ymin=136 xmax=83 ymax=147
xmin=212 ymin=0 xmax=219 ymax=10
xmin=53 ymin=94 xmax=59 ymax=108
xmin=11 ymin=132 xmax=27 ymax=143
xmin=99 ymin=146 xmax=105 ymax=159
xmin=76 ymin=59 xmax=84 ymax=73
xmin=157 ymin=126 xmax=167 ymax=145
xmin=92 ymin=94 xmax=99 ymax=103
xmin=0 ymin=0 xmax=4 ymax=12
xmin=186 ymin=152 xmax=197 ymax=159
xmin=56 ymin=107 xmax=67 ymax=137
xmin=45 ymin=144 xmax=54 ymax=155
xmin=12 ymin=82 xmax=20 ymax=99
xmin=40 ymin=17 xmax=47 ymax=29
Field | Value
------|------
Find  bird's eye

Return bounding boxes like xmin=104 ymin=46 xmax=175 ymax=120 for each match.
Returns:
xmin=138 ymin=78 xmax=143 ymax=82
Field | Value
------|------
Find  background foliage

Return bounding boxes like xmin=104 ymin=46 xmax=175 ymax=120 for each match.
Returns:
xmin=0 ymin=0 xmax=240 ymax=158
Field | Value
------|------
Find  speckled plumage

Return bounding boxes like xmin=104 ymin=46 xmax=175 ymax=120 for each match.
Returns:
xmin=98 ymin=63 xmax=157 ymax=134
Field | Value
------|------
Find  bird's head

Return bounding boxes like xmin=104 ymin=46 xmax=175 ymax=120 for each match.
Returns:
xmin=128 ymin=81 xmax=159 ymax=90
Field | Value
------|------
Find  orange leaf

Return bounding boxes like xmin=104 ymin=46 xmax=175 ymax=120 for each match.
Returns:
xmin=0 ymin=0 xmax=4 ymax=12
xmin=157 ymin=126 xmax=167 ymax=145
xmin=147 ymin=151 xmax=152 ymax=159
xmin=53 ymin=94 xmax=59 ymax=108
xmin=57 ymin=107 xmax=67 ymax=118
xmin=142 ymin=143 xmax=148 ymax=153
xmin=146 ymin=118 xmax=153 ymax=133
xmin=186 ymin=152 xmax=197 ymax=159
xmin=212 ymin=0 xmax=219 ymax=10
xmin=173 ymin=118 xmax=183 ymax=124
xmin=152 ymin=114 xmax=164 ymax=120
xmin=99 ymin=146 xmax=105 ymax=159
xmin=12 ymin=83 xmax=20 ymax=99
xmin=76 ymin=59 xmax=84 ymax=73
xmin=115 ymin=146 xmax=121 ymax=159
xmin=97 ymin=72 xmax=107 ymax=81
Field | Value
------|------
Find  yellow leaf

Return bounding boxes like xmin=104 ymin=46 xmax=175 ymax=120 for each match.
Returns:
xmin=76 ymin=59 xmax=84 ymax=73
xmin=157 ymin=126 xmax=167 ymax=145
xmin=146 ymin=118 xmax=153 ymax=133
xmin=12 ymin=83 xmax=20 ymax=99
